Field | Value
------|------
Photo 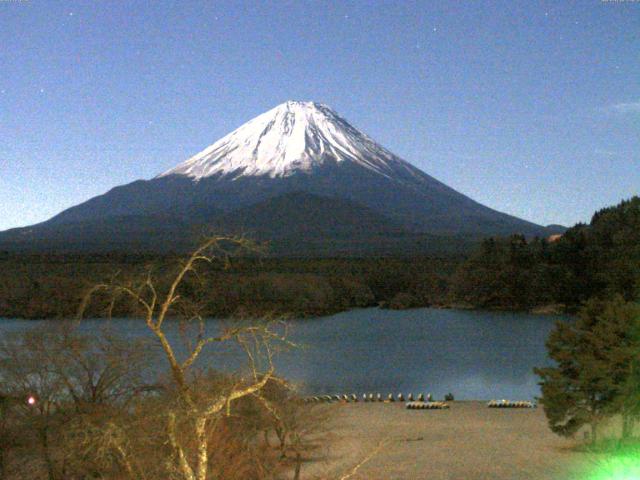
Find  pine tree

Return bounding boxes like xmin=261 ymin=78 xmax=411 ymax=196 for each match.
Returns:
xmin=534 ymin=296 xmax=640 ymax=444
xmin=600 ymin=299 xmax=640 ymax=440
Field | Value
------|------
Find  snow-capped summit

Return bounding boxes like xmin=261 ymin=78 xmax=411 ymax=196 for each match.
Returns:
xmin=159 ymin=101 xmax=413 ymax=180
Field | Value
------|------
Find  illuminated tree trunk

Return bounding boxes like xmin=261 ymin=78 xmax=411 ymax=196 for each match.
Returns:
xmin=195 ymin=416 xmax=209 ymax=480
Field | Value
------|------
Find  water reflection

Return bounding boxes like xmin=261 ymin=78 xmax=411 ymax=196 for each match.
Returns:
xmin=0 ymin=308 xmax=568 ymax=400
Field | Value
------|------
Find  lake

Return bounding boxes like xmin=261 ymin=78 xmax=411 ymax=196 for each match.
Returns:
xmin=0 ymin=307 xmax=567 ymax=401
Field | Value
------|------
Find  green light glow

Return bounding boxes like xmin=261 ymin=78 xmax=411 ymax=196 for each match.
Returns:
xmin=586 ymin=452 xmax=640 ymax=480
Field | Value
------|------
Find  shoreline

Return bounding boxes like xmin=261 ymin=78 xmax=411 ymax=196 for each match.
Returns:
xmin=0 ymin=302 xmax=571 ymax=321
xmin=302 ymin=401 xmax=604 ymax=480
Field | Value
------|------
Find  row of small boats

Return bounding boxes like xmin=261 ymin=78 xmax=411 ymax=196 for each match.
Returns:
xmin=304 ymin=393 xmax=433 ymax=403
xmin=303 ymin=395 xmax=536 ymax=409
xmin=406 ymin=401 xmax=449 ymax=409
xmin=487 ymin=399 xmax=536 ymax=408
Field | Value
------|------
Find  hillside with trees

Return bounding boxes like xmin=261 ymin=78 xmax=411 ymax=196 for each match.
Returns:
xmin=0 ymin=196 xmax=638 ymax=320
xmin=450 ymin=196 xmax=640 ymax=311
xmin=0 ymin=253 xmax=457 ymax=320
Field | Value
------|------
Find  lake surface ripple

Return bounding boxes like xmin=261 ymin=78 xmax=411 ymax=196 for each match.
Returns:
xmin=0 ymin=308 xmax=567 ymax=400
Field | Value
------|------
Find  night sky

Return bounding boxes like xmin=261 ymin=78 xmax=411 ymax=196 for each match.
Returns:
xmin=1 ymin=0 xmax=638 ymax=230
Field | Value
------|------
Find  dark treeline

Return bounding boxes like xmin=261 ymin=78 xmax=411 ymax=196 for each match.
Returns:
xmin=2 ymin=196 xmax=638 ymax=320
xmin=0 ymin=253 xmax=459 ymax=319
xmin=451 ymin=196 xmax=640 ymax=312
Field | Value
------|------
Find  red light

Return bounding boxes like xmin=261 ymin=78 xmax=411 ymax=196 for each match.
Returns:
xmin=27 ymin=396 xmax=36 ymax=405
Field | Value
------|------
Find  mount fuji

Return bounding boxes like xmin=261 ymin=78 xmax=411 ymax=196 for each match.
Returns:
xmin=0 ymin=101 xmax=561 ymax=255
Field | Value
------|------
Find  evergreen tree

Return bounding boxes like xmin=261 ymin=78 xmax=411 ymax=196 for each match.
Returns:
xmin=534 ymin=296 xmax=640 ymax=443
xmin=604 ymin=299 xmax=640 ymax=440
xmin=451 ymin=196 xmax=640 ymax=311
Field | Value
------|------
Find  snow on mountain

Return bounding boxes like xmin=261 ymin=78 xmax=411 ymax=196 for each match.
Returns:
xmin=0 ymin=99 xmax=555 ymax=254
xmin=158 ymin=101 xmax=416 ymax=181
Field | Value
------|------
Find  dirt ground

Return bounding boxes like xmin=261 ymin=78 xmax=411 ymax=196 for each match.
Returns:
xmin=300 ymin=401 xmax=604 ymax=480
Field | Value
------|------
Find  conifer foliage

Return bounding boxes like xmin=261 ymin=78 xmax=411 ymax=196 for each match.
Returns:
xmin=535 ymin=296 xmax=640 ymax=443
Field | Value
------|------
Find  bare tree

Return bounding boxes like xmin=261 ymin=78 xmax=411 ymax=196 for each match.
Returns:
xmin=0 ymin=236 xmax=379 ymax=479
xmin=0 ymin=322 xmax=158 ymax=480
xmin=0 ymin=328 xmax=71 ymax=480
xmin=79 ymin=236 xmax=293 ymax=480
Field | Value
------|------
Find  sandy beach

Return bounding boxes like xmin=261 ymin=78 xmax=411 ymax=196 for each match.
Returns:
xmin=301 ymin=401 xmax=603 ymax=480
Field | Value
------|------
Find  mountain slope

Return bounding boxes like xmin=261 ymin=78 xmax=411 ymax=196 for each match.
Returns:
xmin=204 ymin=191 xmax=472 ymax=256
xmin=208 ymin=191 xmax=404 ymax=238
xmin=0 ymin=192 xmax=475 ymax=255
xmin=0 ymin=101 xmax=557 ymax=255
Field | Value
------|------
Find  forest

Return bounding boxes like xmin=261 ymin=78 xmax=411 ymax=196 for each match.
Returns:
xmin=0 ymin=252 xmax=458 ymax=319
xmin=452 ymin=196 xmax=640 ymax=311
xmin=1 ymin=196 xmax=638 ymax=320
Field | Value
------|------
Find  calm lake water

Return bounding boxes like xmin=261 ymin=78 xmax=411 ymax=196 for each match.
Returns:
xmin=0 ymin=308 xmax=567 ymax=401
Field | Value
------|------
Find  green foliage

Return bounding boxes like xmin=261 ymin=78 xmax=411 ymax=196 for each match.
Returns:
xmin=385 ymin=292 xmax=421 ymax=310
xmin=452 ymin=196 xmax=640 ymax=310
xmin=535 ymin=296 xmax=640 ymax=442
xmin=0 ymin=254 xmax=460 ymax=319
